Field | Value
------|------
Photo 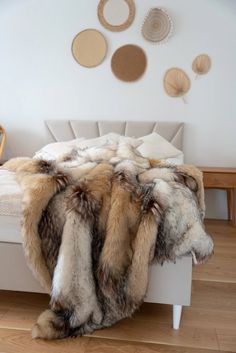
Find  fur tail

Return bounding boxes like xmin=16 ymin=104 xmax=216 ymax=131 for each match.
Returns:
xmin=125 ymin=184 xmax=164 ymax=307
xmin=32 ymin=309 xmax=70 ymax=339
xmin=21 ymin=172 xmax=69 ymax=293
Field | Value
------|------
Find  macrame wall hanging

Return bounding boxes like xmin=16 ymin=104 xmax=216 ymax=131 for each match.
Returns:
xmin=192 ymin=54 xmax=211 ymax=78
xmin=141 ymin=8 xmax=173 ymax=44
xmin=164 ymin=68 xmax=191 ymax=103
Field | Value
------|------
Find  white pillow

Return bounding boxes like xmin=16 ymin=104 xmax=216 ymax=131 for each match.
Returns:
xmin=118 ymin=135 xmax=142 ymax=148
xmin=164 ymin=154 xmax=184 ymax=165
xmin=33 ymin=133 xmax=121 ymax=161
xmin=33 ymin=132 xmax=184 ymax=164
xmin=137 ymin=132 xmax=182 ymax=160
xmin=76 ymin=133 xmax=143 ymax=150
xmin=33 ymin=138 xmax=85 ymax=161
xmin=76 ymin=133 xmax=121 ymax=150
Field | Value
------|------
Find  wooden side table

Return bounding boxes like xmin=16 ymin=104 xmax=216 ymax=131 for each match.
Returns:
xmin=199 ymin=167 xmax=236 ymax=226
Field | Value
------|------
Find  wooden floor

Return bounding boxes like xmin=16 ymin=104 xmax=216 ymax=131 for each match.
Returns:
xmin=0 ymin=220 xmax=235 ymax=353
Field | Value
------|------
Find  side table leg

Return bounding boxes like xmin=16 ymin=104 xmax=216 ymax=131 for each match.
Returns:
xmin=227 ymin=189 xmax=232 ymax=221
xmin=231 ymin=189 xmax=235 ymax=227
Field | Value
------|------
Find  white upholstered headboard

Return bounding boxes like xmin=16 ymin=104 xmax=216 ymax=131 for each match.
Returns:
xmin=45 ymin=121 xmax=184 ymax=150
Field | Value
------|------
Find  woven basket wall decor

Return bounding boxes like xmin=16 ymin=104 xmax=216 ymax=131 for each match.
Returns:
xmin=164 ymin=68 xmax=191 ymax=102
xmin=192 ymin=54 xmax=211 ymax=78
xmin=141 ymin=8 xmax=173 ymax=44
xmin=98 ymin=0 xmax=135 ymax=32
xmin=71 ymin=29 xmax=107 ymax=68
xmin=111 ymin=44 xmax=147 ymax=82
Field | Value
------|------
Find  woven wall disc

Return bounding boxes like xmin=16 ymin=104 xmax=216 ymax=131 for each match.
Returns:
xmin=98 ymin=0 xmax=135 ymax=32
xmin=192 ymin=54 xmax=211 ymax=75
xmin=71 ymin=29 xmax=107 ymax=68
xmin=111 ymin=44 xmax=147 ymax=82
xmin=164 ymin=68 xmax=191 ymax=97
xmin=142 ymin=8 xmax=173 ymax=43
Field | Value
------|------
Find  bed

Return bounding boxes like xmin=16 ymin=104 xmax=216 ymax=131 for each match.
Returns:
xmin=0 ymin=120 xmax=192 ymax=330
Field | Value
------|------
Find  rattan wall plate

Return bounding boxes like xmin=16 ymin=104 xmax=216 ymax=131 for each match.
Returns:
xmin=164 ymin=68 xmax=191 ymax=100
xmin=111 ymin=44 xmax=147 ymax=82
xmin=192 ymin=54 xmax=211 ymax=77
xmin=98 ymin=0 xmax=135 ymax=32
xmin=142 ymin=8 xmax=173 ymax=44
xmin=71 ymin=29 xmax=107 ymax=68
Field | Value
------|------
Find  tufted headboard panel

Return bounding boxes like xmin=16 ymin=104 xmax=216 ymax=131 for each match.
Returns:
xmin=45 ymin=121 xmax=184 ymax=150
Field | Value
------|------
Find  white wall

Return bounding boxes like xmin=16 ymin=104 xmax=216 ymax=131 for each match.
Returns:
xmin=0 ymin=0 xmax=236 ymax=219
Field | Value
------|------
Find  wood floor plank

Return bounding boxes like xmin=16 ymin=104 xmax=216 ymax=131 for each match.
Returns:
xmin=191 ymin=281 xmax=236 ymax=312
xmin=88 ymin=318 xmax=219 ymax=350
xmin=193 ymin=258 xmax=236 ymax=283
xmin=133 ymin=303 xmax=172 ymax=325
xmin=0 ymin=308 xmax=8 ymax=320
xmin=134 ymin=303 xmax=236 ymax=330
xmin=193 ymin=220 xmax=236 ymax=283
xmin=0 ymin=327 xmax=89 ymax=353
xmin=0 ymin=307 xmax=41 ymax=330
xmin=216 ymin=328 xmax=236 ymax=352
xmin=0 ymin=291 xmax=49 ymax=310
xmin=2 ymin=283 xmax=235 ymax=332
xmin=85 ymin=337 xmax=224 ymax=353
xmin=182 ymin=308 xmax=236 ymax=331
xmin=204 ymin=220 xmax=236 ymax=240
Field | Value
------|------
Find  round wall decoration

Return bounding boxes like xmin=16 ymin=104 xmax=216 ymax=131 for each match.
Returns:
xmin=141 ymin=8 xmax=173 ymax=43
xmin=71 ymin=29 xmax=107 ymax=68
xmin=164 ymin=68 xmax=191 ymax=99
xmin=98 ymin=0 xmax=135 ymax=32
xmin=192 ymin=54 xmax=211 ymax=77
xmin=111 ymin=44 xmax=147 ymax=82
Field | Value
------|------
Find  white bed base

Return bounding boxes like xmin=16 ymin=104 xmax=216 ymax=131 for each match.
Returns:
xmin=0 ymin=120 xmax=192 ymax=329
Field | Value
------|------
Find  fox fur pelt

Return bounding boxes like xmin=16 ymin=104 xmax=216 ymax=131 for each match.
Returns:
xmin=3 ymin=143 xmax=214 ymax=340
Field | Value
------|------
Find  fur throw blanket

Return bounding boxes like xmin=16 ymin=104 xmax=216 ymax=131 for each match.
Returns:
xmin=4 ymin=142 xmax=213 ymax=340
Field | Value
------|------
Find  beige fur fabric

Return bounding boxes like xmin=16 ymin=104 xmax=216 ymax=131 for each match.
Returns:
xmin=176 ymin=164 xmax=205 ymax=216
xmin=3 ymin=146 xmax=213 ymax=340
xmin=5 ymin=159 xmax=71 ymax=292
xmin=139 ymin=162 xmax=205 ymax=217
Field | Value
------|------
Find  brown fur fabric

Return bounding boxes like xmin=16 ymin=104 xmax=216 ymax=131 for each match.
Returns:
xmin=4 ymin=154 xmax=214 ymax=340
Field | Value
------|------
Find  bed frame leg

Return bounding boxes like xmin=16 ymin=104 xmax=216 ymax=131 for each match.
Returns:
xmin=173 ymin=304 xmax=182 ymax=329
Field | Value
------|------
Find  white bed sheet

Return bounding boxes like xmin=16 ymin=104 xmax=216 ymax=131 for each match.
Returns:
xmin=0 ymin=168 xmax=22 ymax=217
xmin=0 ymin=168 xmax=23 ymax=243
xmin=0 ymin=215 xmax=22 ymax=243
